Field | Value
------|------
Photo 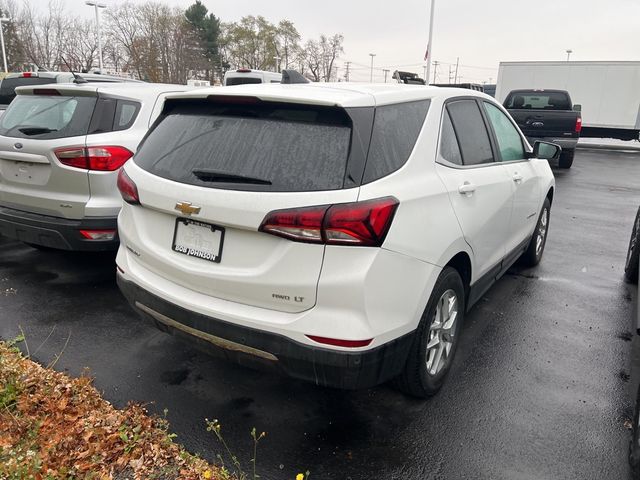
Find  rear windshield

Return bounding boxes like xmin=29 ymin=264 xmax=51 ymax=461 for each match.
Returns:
xmin=225 ymin=77 xmax=263 ymax=86
xmin=0 ymin=77 xmax=55 ymax=104
xmin=134 ymin=101 xmax=352 ymax=192
xmin=504 ymin=91 xmax=571 ymax=110
xmin=0 ymin=94 xmax=97 ymax=140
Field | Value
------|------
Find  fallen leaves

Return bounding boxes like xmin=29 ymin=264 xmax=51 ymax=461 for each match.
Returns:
xmin=0 ymin=341 xmax=229 ymax=479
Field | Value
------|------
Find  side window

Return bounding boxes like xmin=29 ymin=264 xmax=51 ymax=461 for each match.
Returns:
xmin=446 ymin=100 xmax=494 ymax=166
xmin=439 ymin=109 xmax=462 ymax=165
xmin=483 ymin=102 xmax=525 ymax=161
xmin=363 ymin=100 xmax=430 ymax=183
xmin=113 ymin=100 xmax=140 ymax=131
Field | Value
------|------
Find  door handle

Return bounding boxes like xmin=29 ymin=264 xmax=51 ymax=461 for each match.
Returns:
xmin=512 ymin=173 xmax=524 ymax=183
xmin=458 ymin=182 xmax=476 ymax=195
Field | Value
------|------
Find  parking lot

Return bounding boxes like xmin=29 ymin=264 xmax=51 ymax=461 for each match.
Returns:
xmin=0 ymin=148 xmax=638 ymax=479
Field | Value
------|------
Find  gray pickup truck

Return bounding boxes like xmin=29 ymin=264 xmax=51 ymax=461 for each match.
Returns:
xmin=503 ymin=89 xmax=582 ymax=168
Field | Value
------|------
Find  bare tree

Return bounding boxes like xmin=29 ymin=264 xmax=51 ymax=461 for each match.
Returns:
xmin=16 ymin=0 xmax=70 ymax=69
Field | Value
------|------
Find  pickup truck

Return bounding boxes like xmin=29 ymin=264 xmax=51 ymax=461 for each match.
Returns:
xmin=503 ymin=89 xmax=582 ymax=168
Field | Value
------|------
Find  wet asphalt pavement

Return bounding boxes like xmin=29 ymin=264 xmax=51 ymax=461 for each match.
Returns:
xmin=1 ymin=148 xmax=639 ymax=480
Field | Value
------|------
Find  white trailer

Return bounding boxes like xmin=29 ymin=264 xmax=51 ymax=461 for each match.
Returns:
xmin=496 ymin=61 xmax=640 ymax=140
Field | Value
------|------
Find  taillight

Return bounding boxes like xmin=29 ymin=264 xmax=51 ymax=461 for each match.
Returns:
xmin=79 ymin=229 xmax=117 ymax=241
xmin=575 ymin=116 xmax=582 ymax=133
xmin=55 ymin=146 xmax=133 ymax=171
xmin=21 ymin=72 xmax=37 ymax=78
xmin=117 ymin=168 xmax=140 ymax=205
xmin=259 ymin=197 xmax=399 ymax=247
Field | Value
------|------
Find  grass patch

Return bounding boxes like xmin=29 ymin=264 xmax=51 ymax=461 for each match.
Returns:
xmin=0 ymin=340 xmax=228 ymax=479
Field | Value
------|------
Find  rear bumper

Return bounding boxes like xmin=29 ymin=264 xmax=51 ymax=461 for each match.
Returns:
xmin=117 ymin=274 xmax=414 ymax=390
xmin=0 ymin=205 xmax=118 ymax=251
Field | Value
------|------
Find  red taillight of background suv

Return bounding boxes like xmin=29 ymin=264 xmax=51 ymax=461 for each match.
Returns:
xmin=259 ymin=197 xmax=399 ymax=247
xmin=55 ymin=146 xmax=133 ymax=171
xmin=575 ymin=116 xmax=582 ymax=133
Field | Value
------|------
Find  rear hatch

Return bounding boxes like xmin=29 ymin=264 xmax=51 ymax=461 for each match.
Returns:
xmin=504 ymin=90 xmax=580 ymax=139
xmin=0 ymin=87 xmax=97 ymax=219
xmin=125 ymin=97 xmax=364 ymax=312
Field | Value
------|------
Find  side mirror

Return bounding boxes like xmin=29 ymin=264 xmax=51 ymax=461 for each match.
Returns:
xmin=573 ymin=104 xmax=582 ymax=112
xmin=533 ymin=141 xmax=561 ymax=161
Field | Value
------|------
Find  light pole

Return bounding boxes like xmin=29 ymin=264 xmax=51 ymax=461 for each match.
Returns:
xmin=425 ymin=0 xmax=436 ymax=85
xmin=369 ymin=53 xmax=376 ymax=82
xmin=85 ymin=1 xmax=106 ymax=72
xmin=566 ymin=49 xmax=573 ymax=62
xmin=0 ymin=17 xmax=10 ymax=73
xmin=383 ymin=69 xmax=390 ymax=83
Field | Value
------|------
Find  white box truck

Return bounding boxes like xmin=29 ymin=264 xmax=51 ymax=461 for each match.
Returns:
xmin=496 ymin=61 xmax=640 ymax=140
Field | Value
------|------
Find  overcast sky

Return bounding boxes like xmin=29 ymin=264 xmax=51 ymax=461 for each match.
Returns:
xmin=70 ymin=0 xmax=640 ymax=83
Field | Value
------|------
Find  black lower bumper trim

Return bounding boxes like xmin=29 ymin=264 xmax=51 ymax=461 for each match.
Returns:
xmin=0 ymin=205 xmax=118 ymax=251
xmin=117 ymin=274 xmax=413 ymax=390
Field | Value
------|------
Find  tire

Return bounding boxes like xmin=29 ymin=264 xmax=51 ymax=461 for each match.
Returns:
xmin=624 ymin=206 xmax=640 ymax=284
xmin=396 ymin=267 xmax=465 ymax=398
xmin=520 ymin=197 xmax=551 ymax=267
xmin=630 ymin=383 xmax=640 ymax=476
xmin=558 ymin=148 xmax=574 ymax=169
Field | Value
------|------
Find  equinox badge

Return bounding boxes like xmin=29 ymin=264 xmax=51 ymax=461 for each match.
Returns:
xmin=174 ymin=201 xmax=201 ymax=216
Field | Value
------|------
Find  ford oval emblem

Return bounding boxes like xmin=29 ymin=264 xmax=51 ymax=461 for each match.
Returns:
xmin=14 ymin=142 xmax=23 ymax=149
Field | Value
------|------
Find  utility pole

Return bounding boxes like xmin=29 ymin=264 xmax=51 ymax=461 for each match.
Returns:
xmin=344 ymin=61 xmax=351 ymax=82
xmin=566 ymin=49 xmax=573 ymax=61
xmin=273 ymin=55 xmax=281 ymax=72
xmin=0 ymin=17 xmax=10 ymax=73
xmin=85 ymin=1 xmax=106 ymax=72
xmin=432 ymin=60 xmax=439 ymax=84
xmin=383 ymin=69 xmax=390 ymax=83
xmin=454 ymin=56 xmax=459 ymax=84
xmin=369 ymin=53 xmax=376 ymax=82
xmin=448 ymin=65 xmax=453 ymax=83
xmin=423 ymin=65 xmax=427 ymax=81
xmin=425 ymin=0 xmax=436 ymax=85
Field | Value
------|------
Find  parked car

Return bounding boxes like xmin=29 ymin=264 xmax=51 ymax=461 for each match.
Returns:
xmin=0 ymin=71 xmax=143 ymax=107
xmin=503 ymin=89 xmax=581 ymax=168
xmin=115 ymin=84 xmax=557 ymax=397
xmin=626 ymin=208 xmax=640 ymax=475
xmin=0 ymin=82 xmax=192 ymax=251
xmin=625 ymin=206 xmax=640 ymax=284
xmin=223 ymin=69 xmax=282 ymax=86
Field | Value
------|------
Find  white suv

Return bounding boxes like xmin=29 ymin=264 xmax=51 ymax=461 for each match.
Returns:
xmin=0 ymin=82 xmax=192 ymax=251
xmin=115 ymin=84 xmax=556 ymax=397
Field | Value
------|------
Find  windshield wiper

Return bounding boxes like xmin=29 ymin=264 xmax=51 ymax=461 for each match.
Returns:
xmin=17 ymin=126 xmax=58 ymax=135
xmin=192 ymin=169 xmax=272 ymax=185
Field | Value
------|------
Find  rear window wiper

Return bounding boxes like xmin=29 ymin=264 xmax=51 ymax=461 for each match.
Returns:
xmin=192 ymin=169 xmax=272 ymax=185
xmin=16 ymin=126 xmax=58 ymax=135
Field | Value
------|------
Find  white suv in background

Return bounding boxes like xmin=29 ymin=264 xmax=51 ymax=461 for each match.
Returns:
xmin=0 ymin=82 xmax=192 ymax=251
xmin=116 ymin=84 xmax=556 ymax=397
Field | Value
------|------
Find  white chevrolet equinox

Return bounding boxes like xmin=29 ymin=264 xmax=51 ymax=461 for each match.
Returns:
xmin=116 ymin=83 xmax=557 ymax=397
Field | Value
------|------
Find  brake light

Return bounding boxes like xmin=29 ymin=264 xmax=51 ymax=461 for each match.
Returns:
xmin=33 ymin=88 xmax=60 ymax=96
xmin=55 ymin=146 xmax=133 ymax=171
xmin=21 ymin=72 xmax=38 ymax=78
xmin=117 ymin=169 xmax=140 ymax=205
xmin=236 ymin=69 xmax=252 ymax=73
xmin=259 ymin=197 xmax=399 ymax=247
xmin=575 ymin=116 xmax=582 ymax=133
xmin=306 ymin=335 xmax=373 ymax=348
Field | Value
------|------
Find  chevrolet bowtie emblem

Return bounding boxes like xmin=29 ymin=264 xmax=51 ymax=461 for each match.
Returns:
xmin=174 ymin=201 xmax=201 ymax=216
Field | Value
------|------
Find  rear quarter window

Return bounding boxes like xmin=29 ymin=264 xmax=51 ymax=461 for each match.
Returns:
xmin=0 ymin=94 xmax=97 ymax=139
xmin=134 ymin=101 xmax=353 ymax=192
xmin=362 ymin=100 xmax=430 ymax=183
